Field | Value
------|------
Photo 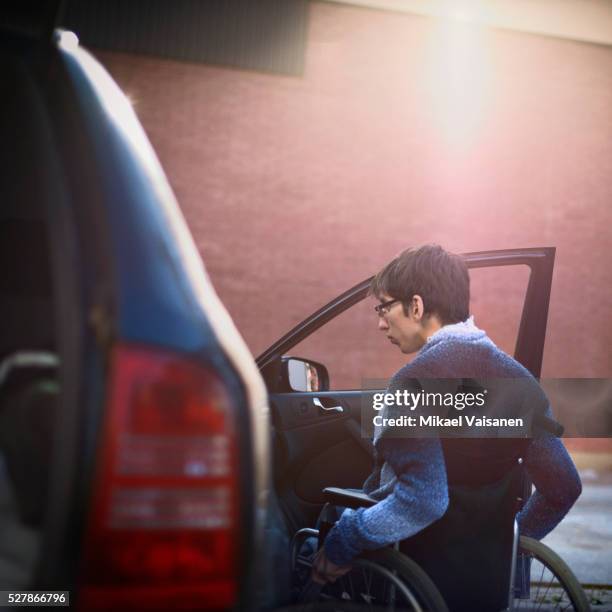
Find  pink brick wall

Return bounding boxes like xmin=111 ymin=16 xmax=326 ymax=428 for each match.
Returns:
xmin=97 ymin=1 xmax=612 ymax=392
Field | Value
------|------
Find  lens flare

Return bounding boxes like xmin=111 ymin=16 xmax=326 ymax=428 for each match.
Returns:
xmin=424 ymin=18 xmax=493 ymax=153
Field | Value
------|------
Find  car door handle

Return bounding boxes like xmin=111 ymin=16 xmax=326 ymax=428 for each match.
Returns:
xmin=313 ymin=397 xmax=344 ymax=413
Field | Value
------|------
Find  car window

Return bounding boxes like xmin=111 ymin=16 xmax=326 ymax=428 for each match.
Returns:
xmin=288 ymin=265 xmax=531 ymax=390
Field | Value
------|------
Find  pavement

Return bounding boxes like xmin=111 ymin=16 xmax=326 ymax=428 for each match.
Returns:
xmin=541 ymin=464 xmax=612 ymax=609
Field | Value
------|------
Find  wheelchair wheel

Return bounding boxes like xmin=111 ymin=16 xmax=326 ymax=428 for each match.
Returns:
xmin=514 ymin=536 xmax=590 ymax=612
xmin=295 ymin=546 xmax=449 ymax=611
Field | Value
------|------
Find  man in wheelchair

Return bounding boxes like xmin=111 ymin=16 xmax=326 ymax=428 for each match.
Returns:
xmin=306 ymin=245 xmax=583 ymax=611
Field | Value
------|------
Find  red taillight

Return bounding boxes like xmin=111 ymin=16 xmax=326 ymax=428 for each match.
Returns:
xmin=78 ymin=345 xmax=240 ymax=611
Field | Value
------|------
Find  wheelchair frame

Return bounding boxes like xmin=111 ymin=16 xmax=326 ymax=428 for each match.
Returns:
xmin=290 ymin=487 xmax=589 ymax=612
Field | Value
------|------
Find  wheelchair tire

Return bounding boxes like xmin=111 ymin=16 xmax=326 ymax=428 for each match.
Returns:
xmin=314 ymin=547 xmax=449 ymax=612
xmin=516 ymin=536 xmax=591 ymax=612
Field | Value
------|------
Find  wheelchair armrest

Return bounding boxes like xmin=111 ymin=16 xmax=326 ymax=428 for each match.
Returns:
xmin=323 ymin=487 xmax=378 ymax=509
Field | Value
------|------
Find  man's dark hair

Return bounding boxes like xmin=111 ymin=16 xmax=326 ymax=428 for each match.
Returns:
xmin=370 ymin=244 xmax=470 ymax=325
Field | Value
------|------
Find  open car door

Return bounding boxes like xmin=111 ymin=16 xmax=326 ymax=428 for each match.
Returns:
xmin=257 ymin=247 xmax=555 ymax=532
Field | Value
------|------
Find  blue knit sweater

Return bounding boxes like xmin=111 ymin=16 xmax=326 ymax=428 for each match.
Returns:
xmin=324 ymin=318 xmax=582 ymax=566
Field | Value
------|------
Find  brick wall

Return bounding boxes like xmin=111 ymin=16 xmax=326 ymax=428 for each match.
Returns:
xmin=97 ymin=2 xmax=612 ymax=446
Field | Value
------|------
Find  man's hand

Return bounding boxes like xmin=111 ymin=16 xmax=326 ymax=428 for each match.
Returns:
xmin=311 ymin=547 xmax=352 ymax=584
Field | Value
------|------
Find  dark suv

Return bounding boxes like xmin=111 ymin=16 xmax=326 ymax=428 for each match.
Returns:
xmin=0 ymin=21 xmax=269 ymax=612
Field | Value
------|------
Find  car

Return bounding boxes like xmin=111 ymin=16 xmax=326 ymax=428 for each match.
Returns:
xmin=0 ymin=20 xmax=269 ymax=612
xmin=0 ymin=12 xmax=561 ymax=612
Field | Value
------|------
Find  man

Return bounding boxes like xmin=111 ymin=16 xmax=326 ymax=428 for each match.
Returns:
xmin=312 ymin=245 xmax=582 ymax=599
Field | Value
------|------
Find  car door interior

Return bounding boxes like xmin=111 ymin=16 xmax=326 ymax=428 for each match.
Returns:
xmin=269 ymin=389 xmax=375 ymax=531
xmin=259 ymin=247 xmax=555 ymax=534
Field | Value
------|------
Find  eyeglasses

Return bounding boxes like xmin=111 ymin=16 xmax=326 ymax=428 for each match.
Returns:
xmin=374 ymin=298 xmax=401 ymax=317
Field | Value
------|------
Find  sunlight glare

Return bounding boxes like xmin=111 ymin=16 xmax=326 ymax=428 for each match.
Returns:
xmin=424 ymin=17 xmax=493 ymax=154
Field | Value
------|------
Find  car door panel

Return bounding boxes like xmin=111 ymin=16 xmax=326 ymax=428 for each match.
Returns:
xmin=270 ymin=391 xmax=374 ymax=527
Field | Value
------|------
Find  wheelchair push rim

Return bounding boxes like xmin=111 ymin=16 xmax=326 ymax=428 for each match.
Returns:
xmin=513 ymin=536 xmax=591 ymax=612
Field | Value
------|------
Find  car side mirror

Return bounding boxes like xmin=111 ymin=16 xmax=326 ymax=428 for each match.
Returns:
xmin=282 ymin=357 xmax=329 ymax=392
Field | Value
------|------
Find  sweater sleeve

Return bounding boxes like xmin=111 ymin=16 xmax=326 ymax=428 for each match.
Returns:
xmin=516 ymin=434 xmax=582 ymax=540
xmin=323 ymin=437 xmax=449 ymax=566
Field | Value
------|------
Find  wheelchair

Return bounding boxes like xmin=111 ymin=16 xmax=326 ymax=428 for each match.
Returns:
xmin=290 ymin=465 xmax=590 ymax=612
